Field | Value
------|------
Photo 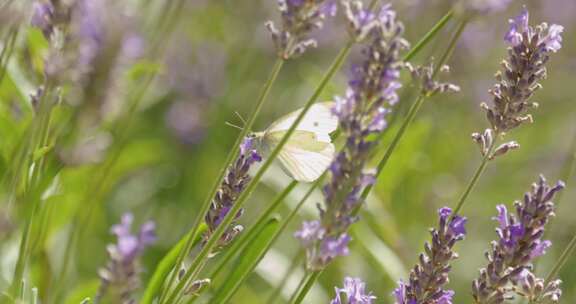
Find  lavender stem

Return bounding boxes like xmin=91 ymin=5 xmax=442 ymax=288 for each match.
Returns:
xmin=359 ymin=17 xmax=469 ymax=205
xmin=452 ymin=134 xmax=499 ymax=217
xmin=160 ymin=58 xmax=285 ymax=303
xmin=291 ymin=270 xmax=323 ymax=304
xmin=166 ymin=39 xmax=354 ymax=303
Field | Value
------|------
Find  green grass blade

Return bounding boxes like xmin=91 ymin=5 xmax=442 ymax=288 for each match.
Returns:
xmin=141 ymin=224 xmax=206 ymax=304
xmin=210 ymin=218 xmax=280 ymax=304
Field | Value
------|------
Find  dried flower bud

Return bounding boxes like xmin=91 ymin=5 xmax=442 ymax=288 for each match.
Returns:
xmin=489 ymin=141 xmax=520 ymax=160
xmin=406 ymin=62 xmax=460 ymax=96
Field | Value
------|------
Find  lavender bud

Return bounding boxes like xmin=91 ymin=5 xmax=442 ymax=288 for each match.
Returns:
xmin=266 ymin=0 xmax=337 ymax=59
xmin=185 ymin=278 xmax=211 ymax=295
xmin=96 ymin=213 xmax=156 ymax=304
xmin=406 ymin=62 xmax=460 ymax=97
xmin=393 ymin=207 xmax=466 ymax=304
xmin=330 ymin=277 xmax=376 ymax=304
xmin=479 ymin=8 xmax=563 ymax=135
xmin=203 ymin=137 xmax=262 ymax=250
xmin=472 ymin=175 xmax=564 ymax=303
xmin=512 ymin=269 xmax=562 ymax=303
xmin=296 ymin=3 xmax=408 ymax=271
xmin=489 ymin=141 xmax=520 ymax=160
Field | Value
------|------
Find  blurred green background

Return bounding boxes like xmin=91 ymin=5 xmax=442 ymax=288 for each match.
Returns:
xmin=0 ymin=0 xmax=574 ymax=303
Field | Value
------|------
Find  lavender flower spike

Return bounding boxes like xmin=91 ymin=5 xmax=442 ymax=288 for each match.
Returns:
xmin=472 ymin=7 xmax=564 ymax=160
xmin=204 ymin=136 xmax=262 ymax=250
xmin=96 ymin=213 xmax=156 ymax=304
xmin=393 ymin=207 xmax=466 ymax=304
xmin=266 ymin=0 xmax=337 ymax=59
xmin=296 ymin=2 xmax=408 ymax=271
xmin=330 ymin=277 xmax=376 ymax=304
xmin=472 ymin=175 xmax=564 ymax=304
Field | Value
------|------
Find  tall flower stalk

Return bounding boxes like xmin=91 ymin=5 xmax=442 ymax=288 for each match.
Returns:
xmin=160 ymin=1 xmax=338 ymax=303
xmin=295 ymin=0 xmax=409 ymax=271
xmin=393 ymin=207 xmax=467 ymax=304
xmin=472 ymin=176 xmax=564 ymax=304
xmin=203 ymin=137 xmax=262 ymax=250
xmin=453 ymin=7 xmax=564 ymax=216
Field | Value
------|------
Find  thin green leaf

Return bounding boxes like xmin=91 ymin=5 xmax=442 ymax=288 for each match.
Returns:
xmin=141 ymin=223 xmax=207 ymax=304
xmin=210 ymin=218 xmax=280 ymax=304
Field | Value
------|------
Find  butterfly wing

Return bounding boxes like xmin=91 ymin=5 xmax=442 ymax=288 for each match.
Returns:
xmin=261 ymin=102 xmax=338 ymax=182
xmin=266 ymin=102 xmax=338 ymax=143
xmin=264 ymin=129 xmax=335 ymax=182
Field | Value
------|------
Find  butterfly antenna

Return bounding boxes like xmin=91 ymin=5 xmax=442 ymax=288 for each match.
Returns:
xmin=225 ymin=121 xmax=244 ymax=130
xmin=234 ymin=111 xmax=247 ymax=126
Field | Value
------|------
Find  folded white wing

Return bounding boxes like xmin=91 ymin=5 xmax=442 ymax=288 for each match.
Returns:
xmin=277 ymin=142 xmax=335 ymax=183
xmin=267 ymin=102 xmax=338 ymax=143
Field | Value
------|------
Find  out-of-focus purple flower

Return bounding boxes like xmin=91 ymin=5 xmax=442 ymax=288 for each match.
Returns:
xmin=31 ymin=1 xmax=55 ymax=38
xmin=97 ymin=213 xmax=156 ymax=304
xmin=204 ymin=137 xmax=262 ymax=250
xmin=266 ymin=0 xmax=337 ymax=59
xmin=330 ymin=277 xmax=376 ymax=304
xmin=393 ymin=207 xmax=465 ymax=304
xmin=164 ymin=42 xmax=228 ymax=145
xmin=472 ymin=176 xmax=564 ymax=303
xmin=296 ymin=2 xmax=408 ymax=271
xmin=465 ymin=0 xmax=513 ymax=14
xmin=294 ymin=220 xmax=325 ymax=246
xmin=473 ymin=8 xmax=564 ymax=160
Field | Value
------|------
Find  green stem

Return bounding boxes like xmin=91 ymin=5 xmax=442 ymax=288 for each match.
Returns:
xmin=267 ymin=252 xmax=304 ymax=304
xmin=211 ymin=178 xmax=320 ymax=303
xmin=402 ymin=9 xmax=454 ymax=62
xmin=163 ymin=42 xmax=353 ymax=304
xmin=359 ymin=18 xmax=469 ymax=203
xmin=209 ymin=181 xmax=298 ymax=280
xmin=158 ymin=58 xmax=285 ymax=304
xmin=452 ymin=135 xmax=498 ymax=216
xmin=541 ymin=128 xmax=576 ymax=282
xmin=155 ymin=7 xmax=456 ymax=302
xmin=9 ymin=83 xmax=56 ymax=300
xmin=290 ymin=271 xmax=322 ymax=304
xmin=546 ymin=233 xmax=576 ymax=284
xmin=141 ymin=224 xmax=206 ymax=304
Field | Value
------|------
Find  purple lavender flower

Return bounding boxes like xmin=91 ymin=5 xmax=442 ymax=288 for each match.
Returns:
xmin=296 ymin=2 xmax=408 ymax=271
xmin=472 ymin=175 xmax=564 ymax=303
xmin=204 ymin=137 xmax=262 ymax=250
xmin=97 ymin=213 xmax=156 ymax=304
xmin=465 ymin=0 xmax=513 ymax=14
xmin=393 ymin=207 xmax=466 ymax=304
xmin=31 ymin=1 xmax=55 ymax=38
xmin=512 ymin=269 xmax=562 ymax=303
xmin=472 ymin=8 xmax=564 ymax=160
xmin=265 ymin=0 xmax=337 ymax=59
xmin=330 ymin=277 xmax=376 ymax=304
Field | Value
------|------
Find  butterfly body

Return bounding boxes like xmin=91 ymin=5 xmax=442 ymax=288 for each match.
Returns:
xmin=252 ymin=102 xmax=338 ymax=183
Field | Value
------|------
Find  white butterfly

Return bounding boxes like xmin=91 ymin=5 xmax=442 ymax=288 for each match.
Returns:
xmin=253 ymin=102 xmax=338 ymax=183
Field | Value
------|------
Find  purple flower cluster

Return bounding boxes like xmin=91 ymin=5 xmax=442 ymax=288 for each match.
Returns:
xmin=266 ymin=0 xmax=337 ymax=59
xmin=472 ymin=175 xmax=564 ymax=303
xmin=393 ymin=207 xmax=467 ymax=304
xmin=295 ymin=2 xmax=408 ymax=271
xmin=204 ymin=137 xmax=262 ymax=250
xmin=473 ymin=8 xmax=564 ymax=159
xmin=330 ymin=277 xmax=376 ymax=304
xmin=97 ymin=213 xmax=156 ymax=304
